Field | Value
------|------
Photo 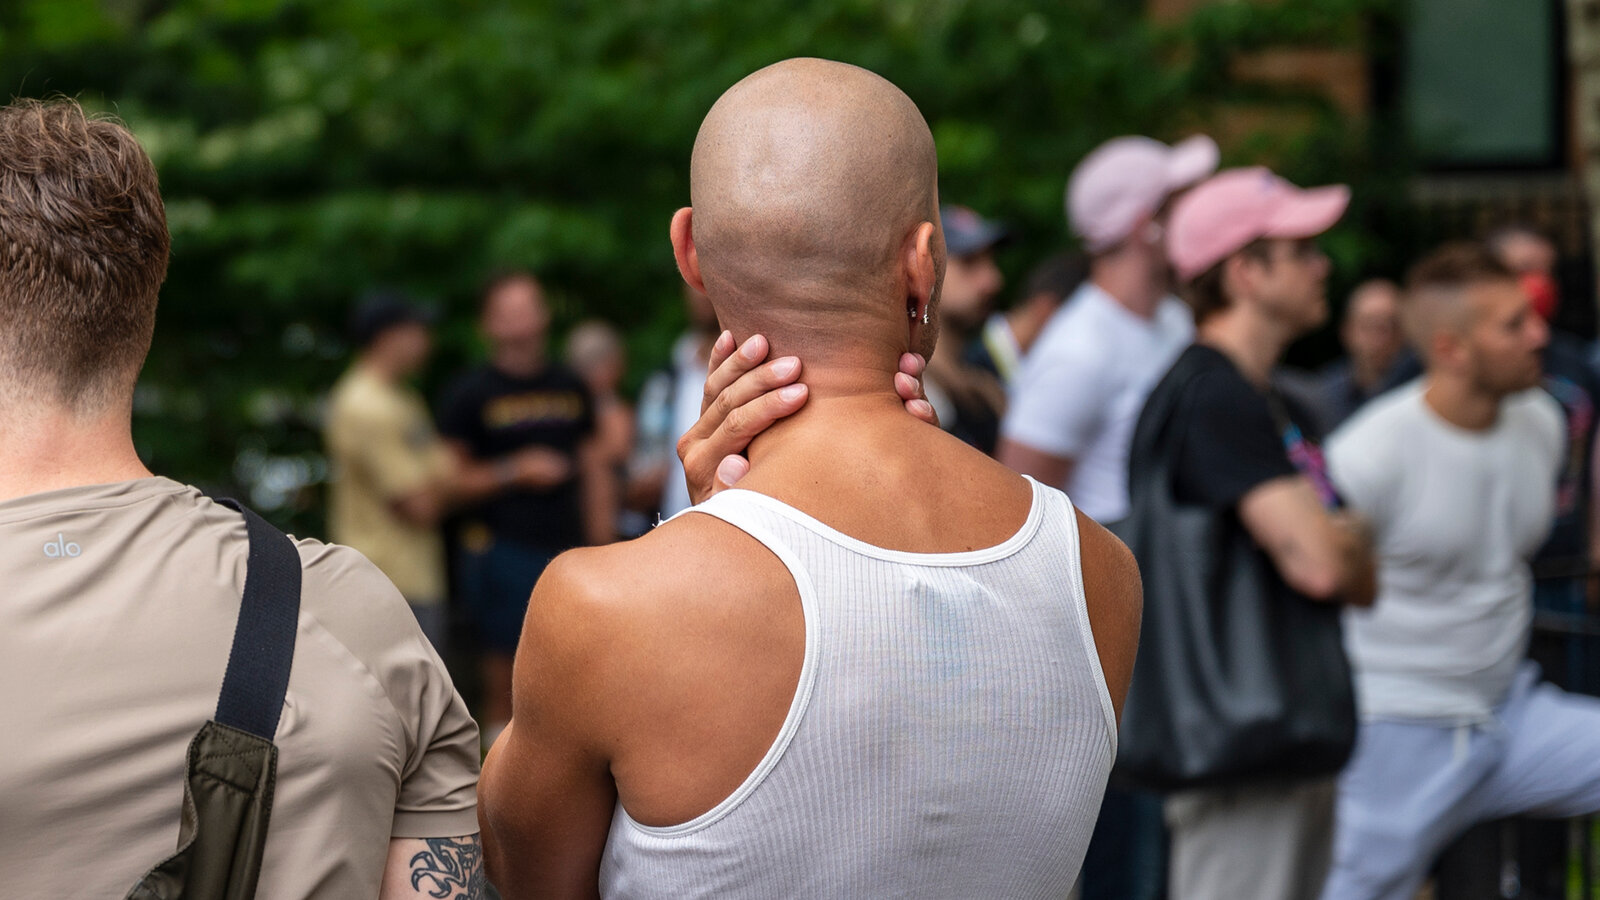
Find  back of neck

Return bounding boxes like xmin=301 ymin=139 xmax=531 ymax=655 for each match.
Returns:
xmin=1091 ymin=257 xmax=1163 ymax=319
xmin=1423 ymin=374 xmax=1502 ymax=431
xmin=1197 ymin=309 xmax=1291 ymax=388
xmin=0 ymin=402 xmax=151 ymax=503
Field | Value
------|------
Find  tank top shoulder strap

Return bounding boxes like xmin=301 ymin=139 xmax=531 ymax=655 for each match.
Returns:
xmin=667 ymin=489 xmax=788 ymax=540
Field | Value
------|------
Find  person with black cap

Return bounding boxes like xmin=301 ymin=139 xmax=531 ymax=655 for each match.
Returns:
xmin=922 ymin=203 xmax=1009 ymax=454
xmin=325 ymin=291 xmax=456 ymax=651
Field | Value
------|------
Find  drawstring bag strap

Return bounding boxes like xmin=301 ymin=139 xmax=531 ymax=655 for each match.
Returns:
xmin=212 ymin=498 xmax=301 ymax=739
xmin=126 ymin=499 xmax=301 ymax=900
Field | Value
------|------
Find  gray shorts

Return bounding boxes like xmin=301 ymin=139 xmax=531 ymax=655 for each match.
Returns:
xmin=1166 ymin=776 xmax=1336 ymax=900
xmin=1321 ymin=662 xmax=1600 ymax=900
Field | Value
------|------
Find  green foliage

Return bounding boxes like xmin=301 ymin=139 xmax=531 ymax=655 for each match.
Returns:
xmin=0 ymin=0 xmax=1394 ymax=532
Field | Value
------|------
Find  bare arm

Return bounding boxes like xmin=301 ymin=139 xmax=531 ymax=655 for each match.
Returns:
xmin=1238 ymin=476 xmax=1375 ymax=606
xmin=380 ymin=835 xmax=485 ymax=900
xmin=995 ymin=437 xmax=1075 ymax=489
xmin=392 ymin=488 xmax=447 ymax=529
xmin=1075 ymin=509 xmax=1143 ymax=723
xmin=443 ymin=440 xmax=575 ymax=506
xmin=479 ymin=556 xmax=617 ymax=899
xmin=443 ymin=441 xmax=516 ymax=505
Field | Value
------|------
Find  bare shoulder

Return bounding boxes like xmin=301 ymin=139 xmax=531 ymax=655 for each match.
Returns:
xmin=529 ymin=514 xmax=780 ymax=619
xmin=1073 ymin=508 xmax=1142 ymax=723
xmin=517 ymin=512 xmax=795 ymax=696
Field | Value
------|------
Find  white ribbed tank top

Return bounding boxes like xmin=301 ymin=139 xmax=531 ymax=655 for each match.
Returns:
xmin=597 ymin=477 xmax=1116 ymax=899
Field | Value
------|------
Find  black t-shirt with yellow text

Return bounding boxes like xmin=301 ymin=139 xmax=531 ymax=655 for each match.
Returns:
xmin=437 ymin=363 xmax=596 ymax=550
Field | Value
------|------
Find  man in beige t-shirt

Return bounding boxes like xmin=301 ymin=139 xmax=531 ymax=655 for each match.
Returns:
xmin=0 ymin=479 xmax=482 ymax=897
xmin=326 ymin=293 xmax=455 ymax=649
xmin=0 ymin=99 xmax=483 ymax=897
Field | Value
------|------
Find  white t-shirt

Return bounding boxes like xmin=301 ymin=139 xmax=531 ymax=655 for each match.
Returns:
xmin=1326 ymin=382 xmax=1564 ymax=722
xmin=1001 ymin=282 xmax=1193 ymax=522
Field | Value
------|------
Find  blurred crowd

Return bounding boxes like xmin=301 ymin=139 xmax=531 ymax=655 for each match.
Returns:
xmin=323 ymin=132 xmax=1600 ymax=900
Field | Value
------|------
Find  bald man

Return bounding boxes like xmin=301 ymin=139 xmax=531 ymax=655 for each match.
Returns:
xmin=477 ymin=58 xmax=1142 ymax=899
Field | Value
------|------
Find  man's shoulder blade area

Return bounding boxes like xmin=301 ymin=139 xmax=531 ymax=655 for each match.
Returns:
xmin=537 ymin=515 xmax=789 ymax=620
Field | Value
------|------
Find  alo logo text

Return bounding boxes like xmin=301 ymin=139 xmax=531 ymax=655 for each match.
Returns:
xmin=43 ymin=533 xmax=82 ymax=558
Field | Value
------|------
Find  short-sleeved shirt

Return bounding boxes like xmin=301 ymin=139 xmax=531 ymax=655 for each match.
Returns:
xmin=0 ymin=477 xmax=481 ymax=899
xmin=1327 ymin=383 xmax=1563 ymax=721
xmin=325 ymin=365 xmax=452 ymax=604
xmin=1166 ymin=344 xmax=1329 ymax=510
xmin=1002 ymin=283 xmax=1192 ymax=522
xmin=437 ymin=362 xmax=597 ymax=550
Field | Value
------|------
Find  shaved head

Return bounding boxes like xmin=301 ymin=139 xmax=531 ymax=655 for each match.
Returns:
xmin=1402 ymin=244 xmax=1514 ymax=357
xmin=681 ymin=58 xmax=943 ymax=358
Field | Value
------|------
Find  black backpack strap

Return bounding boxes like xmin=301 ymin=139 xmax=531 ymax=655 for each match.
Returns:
xmin=213 ymin=498 xmax=302 ymax=740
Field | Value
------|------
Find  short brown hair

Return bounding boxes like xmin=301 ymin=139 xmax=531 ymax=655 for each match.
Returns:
xmin=1400 ymin=243 xmax=1519 ymax=357
xmin=0 ymin=98 xmax=169 ymax=409
xmin=1181 ymin=240 xmax=1268 ymax=325
xmin=1404 ymin=241 xmax=1515 ymax=295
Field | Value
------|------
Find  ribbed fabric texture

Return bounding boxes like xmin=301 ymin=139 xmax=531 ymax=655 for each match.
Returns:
xmin=598 ymin=477 xmax=1116 ymax=899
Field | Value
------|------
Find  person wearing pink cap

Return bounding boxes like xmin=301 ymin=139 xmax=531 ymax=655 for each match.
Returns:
xmin=999 ymin=134 xmax=1214 ymax=900
xmin=999 ymin=135 xmax=1215 ymax=524
xmin=1133 ymin=167 xmax=1378 ymax=900
xmin=1318 ymin=244 xmax=1600 ymax=900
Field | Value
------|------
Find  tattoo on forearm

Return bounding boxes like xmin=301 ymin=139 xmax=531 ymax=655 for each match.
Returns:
xmin=409 ymin=836 xmax=485 ymax=900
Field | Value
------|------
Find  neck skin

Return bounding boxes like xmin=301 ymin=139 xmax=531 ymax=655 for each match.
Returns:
xmin=1422 ymin=371 xmax=1501 ymax=431
xmin=1197 ymin=303 xmax=1295 ymax=388
xmin=491 ymin=342 xmax=546 ymax=379
xmin=355 ymin=350 xmax=405 ymax=384
xmin=0 ymin=399 xmax=151 ymax=503
xmin=745 ymin=363 xmax=910 ymax=468
xmin=1349 ymin=356 xmax=1390 ymax=394
xmin=1091 ymin=249 xmax=1165 ymax=320
xmin=739 ymin=322 xmax=918 ymax=467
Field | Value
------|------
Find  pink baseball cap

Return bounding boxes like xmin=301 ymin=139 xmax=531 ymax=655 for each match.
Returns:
xmin=1067 ymin=134 xmax=1220 ymax=253
xmin=1167 ymin=167 xmax=1350 ymax=281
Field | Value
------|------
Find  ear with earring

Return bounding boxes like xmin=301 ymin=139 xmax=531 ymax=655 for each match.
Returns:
xmin=909 ymin=303 xmax=928 ymax=325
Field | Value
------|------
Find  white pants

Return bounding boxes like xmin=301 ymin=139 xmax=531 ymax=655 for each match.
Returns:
xmin=1321 ymin=663 xmax=1600 ymax=900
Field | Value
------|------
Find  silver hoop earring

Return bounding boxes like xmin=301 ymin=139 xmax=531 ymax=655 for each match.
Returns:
xmin=922 ymin=309 xmax=930 ymax=325
xmin=908 ymin=306 xmax=917 ymax=319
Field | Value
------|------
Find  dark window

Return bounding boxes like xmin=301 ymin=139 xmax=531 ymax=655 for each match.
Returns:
xmin=1400 ymin=0 xmax=1564 ymax=169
